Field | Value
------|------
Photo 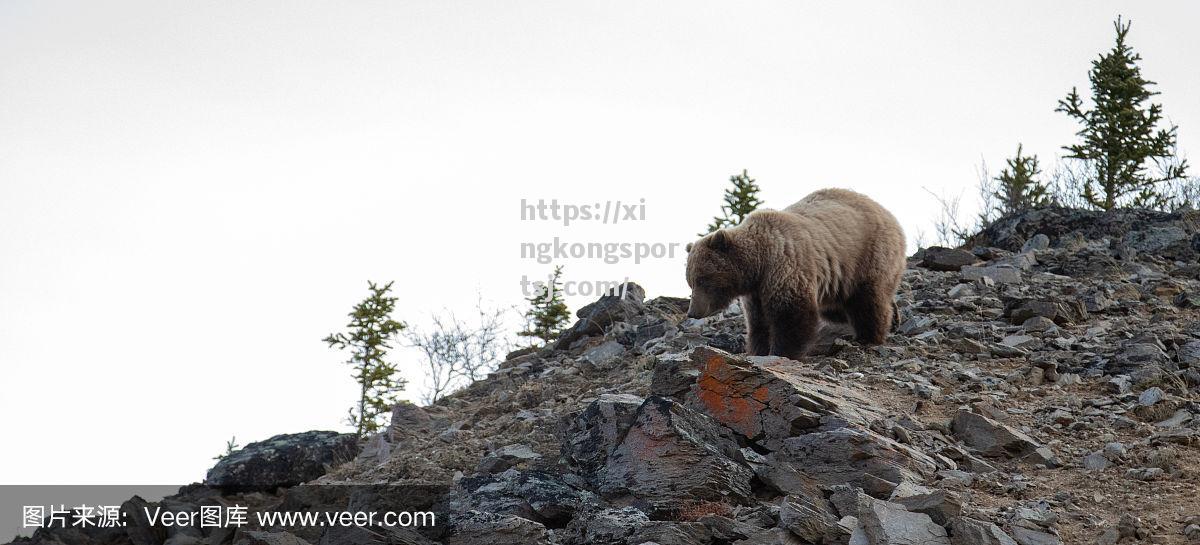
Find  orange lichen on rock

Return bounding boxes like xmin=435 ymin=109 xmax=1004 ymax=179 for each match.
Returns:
xmin=694 ymin=351 xmax=767 ymax=439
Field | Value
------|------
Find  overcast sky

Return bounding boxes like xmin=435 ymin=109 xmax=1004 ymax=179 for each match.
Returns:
xmin=2 ymin=1 xmax=1198 ymax=485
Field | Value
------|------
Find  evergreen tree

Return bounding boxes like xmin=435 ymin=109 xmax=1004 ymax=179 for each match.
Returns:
xmin=519 ymin=266 xmax=571 ymax=346
xmin=324 ymin=281 xmax=407 ymax=438
xmin=1056 ymin=17 xmax=1188 ymax=210
xmin=212 ymin=436 xmax=240 ymax=461
xmin=990 ymin=144 xmax=1052 ymax=216
xmin=702 ymin=169 xmax=764 ymax=236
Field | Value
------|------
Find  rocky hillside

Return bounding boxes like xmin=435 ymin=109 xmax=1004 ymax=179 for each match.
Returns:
xmin=13 ymin=207 xmax=1200 ymax=545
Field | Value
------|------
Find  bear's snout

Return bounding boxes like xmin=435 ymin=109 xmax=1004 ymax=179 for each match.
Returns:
xmin=686 ymin=296 xmax=718 ymax=319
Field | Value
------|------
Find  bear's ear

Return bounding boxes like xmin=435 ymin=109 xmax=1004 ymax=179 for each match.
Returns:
xmin=711 ymin=229 xmax=730 ymax=251
xmin=685 ymin=242 xmax=694 ymax=253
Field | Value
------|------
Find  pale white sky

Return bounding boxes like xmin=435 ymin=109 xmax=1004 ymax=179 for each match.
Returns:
xmin=1 ymin=1 xmax=1197 ymax=485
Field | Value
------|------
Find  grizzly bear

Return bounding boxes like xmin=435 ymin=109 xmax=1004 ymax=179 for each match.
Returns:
xmin=685 ymin=188 xmax=906 ymax=359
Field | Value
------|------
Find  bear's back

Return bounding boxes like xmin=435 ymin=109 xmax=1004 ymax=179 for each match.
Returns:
xmin=763 ymin=188 xmax=906 ymax=295
xmin=780 ymin=188 xmax=900 ymax=238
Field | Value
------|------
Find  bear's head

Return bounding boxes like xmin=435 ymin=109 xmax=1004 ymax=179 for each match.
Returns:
xmin=685 ymin=229 xmax=746 ymax=319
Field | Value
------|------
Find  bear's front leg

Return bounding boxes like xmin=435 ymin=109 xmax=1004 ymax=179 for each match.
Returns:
xmin=767 ymin=301 xmax=819 ymax=360
xmin=741 ymin=295 xmax=771 ymax=356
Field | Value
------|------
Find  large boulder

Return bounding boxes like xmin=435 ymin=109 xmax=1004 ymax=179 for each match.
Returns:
xmin=560 ymin=393 xmax=644 ymax=480
xmin=777 ymin=482 xmax=842 ymax=543
xmin=206 ymin=431 xmax=359 ymax=492
xmin=596 ymin=396 xmax=754 ymax=516
xmin=764 ymin=428 xmax=937 ymax=500
xmin=448 ymin=469 xmax=598 ymax=528
xmin=672 ymin=347 xmax=881 ymax=450
xmin=554 ymin=282 xmax=646 ymax=349
xmin=921 ymin=247 xmax=979 ymax=271
xmin=831 ymin=487 xmax=951 ymax=545
xmin=658 ymin=347 xmax=938 ymax=499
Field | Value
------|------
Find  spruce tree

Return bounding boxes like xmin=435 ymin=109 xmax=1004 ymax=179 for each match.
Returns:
xmin=212 ymin=436 xmax=240 ymax=461
xmin=702 ymin=169 xmax=764 ymax=236
xmin=1056 ymin=16 xmax=1188 ymax=210
xmin=991 ymin=144 xmax=1051 ymax=215
xmin=519 ymin=266 xmax=571 ymax=346
xmin=324 ymin=281 xmax=407 ymax=438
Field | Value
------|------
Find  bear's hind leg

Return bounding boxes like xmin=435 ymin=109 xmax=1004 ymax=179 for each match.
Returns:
xmin=846 ymin=284 xmax=892 ymax=345
xmin=768 ymin=301 xmax=819 ymax=359
xmin=742 ymin=295 xmax=772 ymax=356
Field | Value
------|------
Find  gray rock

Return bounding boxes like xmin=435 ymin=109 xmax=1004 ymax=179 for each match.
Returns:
xmin=891 ymin=489 xmax=963 ymax=526
xmin=234 ymin=531 xmax=312 ymax=545
xmin=962 ymin=266 xmax=1022 ymax=284
xmin=1021 ymin=317 xmax=1057 ymax=332
xmin=733 ymin=528 xmax=806 ymax=545
xmin=476 ymin=444 xmax=542 ymax=474
xmin=778 ymin=486 xmax=839 ymax=543
xmin=948 ymin=284 xmax=976 ymax=299
xmin=1173 ymin=291 xmax=1200 ymax=308
xmin=564 ymin=506 xmax=650 ymax=545
xmin=698 ymin=514 xmax=761 ymax=542
xmin=165 ymin=537 xmax=206 ymax=545
xmin=1103 ymin=442 xmax=1127 ymax=460
xmin=1138 ymin=386 xmax=1164 ymax=406
xmin=205 ymin=431 xmax=359 ymax=492
xmin=354 ymin=434 xmax=391 ymax=469
xmin=1000 ymin=335 xmax=1038 ymax=350
xmin=830 ymin=487 xmax=951 ymax=545
xmin=1178 ymin=340 xmax=1200 ymax=366
xmin=991 ymin=252 xmax=1037 ymax=270
xmin=1006 ymin=299 xmax=1088 ymax=326
xmin=651 ymin=350 xmax=707 ymax=398
xmin=671 ymin=349 xmax=937 ymax=498
xmin=899 ymin=316 xmax=937 ymax=336
xmin=317 ymin=526 xmax=436 ymax=545
xmin=770 ymin=428 xmax=938 ymax=499
xmin=1008 ymin=526 xmax=1062 ymax=545
xmin=598 ymin=396 xmax=753 ymax=516
xmin=451 ymin=469 xmax=598 ymax=528
xmin=950 ymin=410 xmax=1053 ymax=463
xmin=949 ymin=517 xmax=1017 ymax=545
xmin=1125 ymin=467 xmax=1164 ymax=481
xmin=1021 ymin=234 xmax=1050 ymax=252
xmin=1119 ymin=343 xmax=1167 ymax=366
xmin=1106 ymin=375 xmax=1132 ymax=394
xmin=561 ymin=393 xmax=644 ymax=479
xmin=1125 ymin=225 xmax=1188 ymax=253
xmin=554 ymin=282 xmax=645 ymax=349
xmin=1082 ymin=451 xmax=1109 ymax=471
xmin=443 ymin=511 xmax=551 ymax=545
xmin=389 ymin=401 xmax=434 ymax=439
xmin=677 ymin=348 xmax=880 ymax=448
xmin=581 ymin=340 xmax=627 ymax=368
xmin=628 ymin=521 xmax=712 ymax=545
xmin=922 ymin=247 xmax=979 ymax=271
xmin=1155 ymin=409 xmax=1193 ymax=428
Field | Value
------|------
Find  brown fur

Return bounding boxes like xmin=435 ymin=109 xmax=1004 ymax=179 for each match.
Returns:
xmin=685 ymin=188 xmax=906 ymax=359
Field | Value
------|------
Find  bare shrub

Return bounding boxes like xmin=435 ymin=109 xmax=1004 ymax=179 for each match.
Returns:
xmin=922 ymin=187 xmax=972 ymax=247
xmin=406 ymin=297 xmax=511 ymax=405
